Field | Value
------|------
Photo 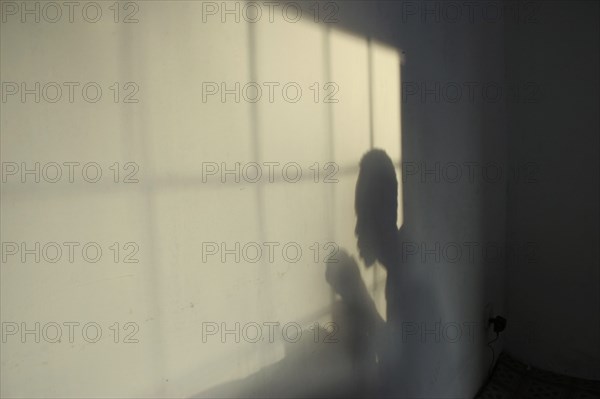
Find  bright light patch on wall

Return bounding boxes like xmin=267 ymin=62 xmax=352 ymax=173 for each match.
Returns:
xmin=0 ymin=2 xmax=402 ymax=397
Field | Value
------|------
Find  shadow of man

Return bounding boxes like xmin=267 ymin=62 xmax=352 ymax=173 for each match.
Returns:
xmin=325 ymin=149 xmax=402 ymax=397
xmin=327 ymin=148 xmax=447 ymax=398
xmin=197 ymin=150 xmax=443 ymax=398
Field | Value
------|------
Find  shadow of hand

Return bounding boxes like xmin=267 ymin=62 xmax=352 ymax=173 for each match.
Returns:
xmin=325 ymin=249 xmax=365 ymax=304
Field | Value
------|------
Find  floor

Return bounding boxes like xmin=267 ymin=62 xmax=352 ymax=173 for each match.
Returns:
xmin=476 ymin=352 xmax=600 ymax=399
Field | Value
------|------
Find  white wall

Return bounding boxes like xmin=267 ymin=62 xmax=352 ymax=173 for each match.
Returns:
xmin=1 ymin=0 xmax=520 ymax=397
xmin=1 ymin=2 xmax=403 ymax=397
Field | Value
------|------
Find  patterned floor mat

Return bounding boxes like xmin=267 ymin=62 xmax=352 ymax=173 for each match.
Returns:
xmin=476 ymin=353 xmax=600 ymax=399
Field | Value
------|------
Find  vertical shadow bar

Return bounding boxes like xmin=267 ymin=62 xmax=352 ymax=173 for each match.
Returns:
xmin=323 ymin=25 xmax=337 ymax=306
xmin=367 ymin=37 xmax=379 ymax=290
xmin=246 ymin=19 xmax=274 ymax=353
xmin=367 ymin=36 xmax=375 ymax=150
xmin=117 ymin=17 xmax=167 ymax=393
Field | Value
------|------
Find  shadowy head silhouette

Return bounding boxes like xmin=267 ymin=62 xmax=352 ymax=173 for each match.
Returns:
xmin=355 ymin=149 xmax=398 ymax=267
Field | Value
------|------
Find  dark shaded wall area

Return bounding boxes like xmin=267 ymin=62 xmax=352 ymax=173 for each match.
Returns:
xmin=504 ymin=0 xmax=600 ymax=380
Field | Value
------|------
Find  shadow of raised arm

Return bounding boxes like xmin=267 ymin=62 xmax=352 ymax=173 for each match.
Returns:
xmin=325 ymin=248 xmax=385 ymax=344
